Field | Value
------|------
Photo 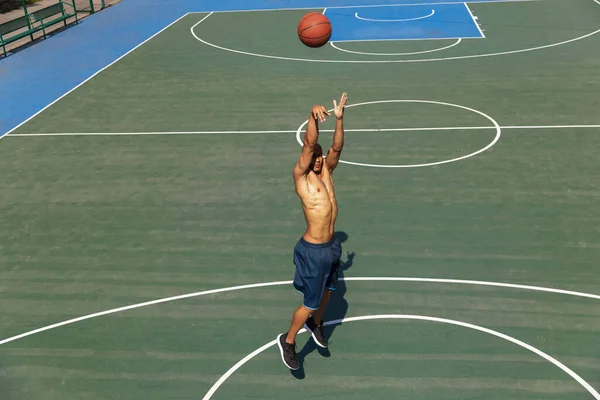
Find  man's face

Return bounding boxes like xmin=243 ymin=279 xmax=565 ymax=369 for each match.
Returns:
xmin=310 ymin=144 xmax=324 ymax=173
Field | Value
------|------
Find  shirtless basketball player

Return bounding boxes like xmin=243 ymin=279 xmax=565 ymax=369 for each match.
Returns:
xmin=277 ymin=92 xmax=348 ymax=370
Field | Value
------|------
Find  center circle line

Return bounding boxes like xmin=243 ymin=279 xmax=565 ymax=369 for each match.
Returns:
xmin=202 ymin=314 xmax=600 ymax=400
xmin=295 ymin=99 xmax=501 ymax=168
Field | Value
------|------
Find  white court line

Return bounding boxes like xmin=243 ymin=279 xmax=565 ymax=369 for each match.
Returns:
xmin=203 ymin=314 xmax=600 ymax=400
xmin=331 ymin=36 xmax=476 ymax=43
xmin=355 ymin=9 xmax=435 ymax=22
xmin=2 ymin=276 xmax=600 ymax=346
xmin=8 ymin=130 xmax=299 ymax=136
xmin=0 ymin=13 xmax=190 ymax=141
xmin=1 ymin=0 xmax=594 ymax=139
xmin=7 ymin=124 xmax=600 ymax=137
xmin=188 ymin=0 xmax=538 ymax=14
xmin=504 ymin=124 xmax=600 ymax=129
xmin=191 ymin=12 xmax=600 ymax=63
xmin=0 ymin=0 xmax=554 ymax=140
xmin=464 ymin=3 xmax=485 ymax=38
xmin=330 ymin=38 xmax=462 ymax=56
xmin=296 ymin=99 xmax=502 ymax=169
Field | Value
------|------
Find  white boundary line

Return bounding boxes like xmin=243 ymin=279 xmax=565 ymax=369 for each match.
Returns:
xmin=330 ymin=38 xmax=462 ymax=56
xmin=8 ymin=130 xmax=299 ymax=136
xmin=202 ymin=314 xmax=600 ymax=400
xmin=3 ymin=0 xmax=585 ymax=139
xmin=0 ymin=13 xmax=190 ymax=141
xmin=464 ymin=3 xmax=485 ymax=38
xmin=3 ymin=0 xmax=595 ymax=138
xmin=191 ymin=11 xmax=600 ymax=63
xmin=331 ymin=36 xmax=479 ymax=43
xmin=294 ymin=99 xmax=501 ymax=168
xmin=354 ymin=9 xmax=436 ymax=22
xmin=503 ymin=124 xmax=600 ymax=129
xmin=2 ymin=276 xmax=600 ymax=346
xmin=186 ymin=0 xmax=537 ymax=14
xmin=6 ymin=124 xmax=600 ymax=137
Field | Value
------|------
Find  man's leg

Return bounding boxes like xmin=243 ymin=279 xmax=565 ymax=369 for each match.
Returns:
xmin=277 ymin=304 xmax=314 ymax=370
xmin=303 ymin=288 xmax=331 ymax=348
xmin=304 ymin=249 xmax=340 ymax=348
xmin=310 ymin=289 xmax=332 ymax=325
xmin=286 ymin=304 xmax=313 ymax=344
xmin=278 ymin=238 xmax=329 ymax=369
xmin=311 ymin=243 xmax=341 ymax=326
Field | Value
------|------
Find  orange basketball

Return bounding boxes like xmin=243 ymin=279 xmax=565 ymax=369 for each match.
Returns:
xmin=297 ymin=12 xmax=332 ymax=48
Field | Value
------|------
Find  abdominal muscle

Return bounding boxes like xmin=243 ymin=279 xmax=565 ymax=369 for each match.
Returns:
xmin=298 ymin=171 xmax=338 ymax=244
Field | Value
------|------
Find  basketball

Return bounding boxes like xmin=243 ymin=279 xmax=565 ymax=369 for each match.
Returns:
xmin=297 ymin=12 xmax=332 ymax=48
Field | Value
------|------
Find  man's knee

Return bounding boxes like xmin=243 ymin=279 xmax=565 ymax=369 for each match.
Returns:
xmin=298 ymin=304 xmax=317 ymax=314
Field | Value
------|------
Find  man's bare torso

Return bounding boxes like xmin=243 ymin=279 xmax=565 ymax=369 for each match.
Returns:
xmin=295 ymin=164 xmax=338 ymax=243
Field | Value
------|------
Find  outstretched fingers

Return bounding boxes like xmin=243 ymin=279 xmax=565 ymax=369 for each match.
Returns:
xmin=312 ymin=105 xmax=330 ymax=122
xmin=333 ymin=92 xmax=348 ymax=119
xmin=339 ymin=92 xmax=348 ymax=107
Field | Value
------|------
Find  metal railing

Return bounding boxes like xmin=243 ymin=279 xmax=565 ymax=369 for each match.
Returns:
xmin=72 ymin=0 xmax=106 ymax=14
xmin=0 ymin=0 xmax=115 ymax=57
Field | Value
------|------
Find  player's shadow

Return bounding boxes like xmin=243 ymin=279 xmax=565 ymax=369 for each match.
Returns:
xmin=291 ymin=231 xmax=355 ymax=379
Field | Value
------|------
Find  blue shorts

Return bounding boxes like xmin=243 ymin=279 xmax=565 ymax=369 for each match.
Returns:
xmin=292 ymin=237 xmax=342 ymax=310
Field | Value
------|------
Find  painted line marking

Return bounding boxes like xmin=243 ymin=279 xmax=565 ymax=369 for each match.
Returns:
xmin=186 ymin=0 xmax=538 ymax=14
xmin=501 ymin=124 xmax=600 ymax=129
xmin=330 ymin=38 xmax=461 ymax=56
xmin=2 ymin=277 xmax=600 ymax=346
xmin=330 ymin=36 xmax=475 ymax=43
xmin=190 ymin=10 xmax=600 ymax=63
xmin=294 ymin=98 xmax=501 ymax=168
xmin=354 ymin=9 xmax=435 ymax=22
xmin=0 ymin=0 xmax=553 ymax=138
xmin=202 ymin=314 xmax=600 ymax=400
xmin=7 ymin=125 xmax=600 ymax=137
xmin=9 ymin=130 xmax=300 ymax=136
xmin=464 ymin=3 xmax=485 ymax=38
xmin=0 ymin=13 xmax=190 ymax=141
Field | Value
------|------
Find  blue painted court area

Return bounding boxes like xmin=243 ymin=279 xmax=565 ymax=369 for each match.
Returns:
xmin=325 ymin=3 xmax=484 ymax=42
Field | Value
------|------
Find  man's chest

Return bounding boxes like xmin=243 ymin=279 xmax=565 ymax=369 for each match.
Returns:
xmin=307 ymin=172 xmax=334 ymax=196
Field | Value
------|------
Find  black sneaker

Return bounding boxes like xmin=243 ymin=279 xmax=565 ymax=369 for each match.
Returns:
xmin=304 ymin=316 xmax=327 ymax=348
xmin=277 ymin=333 xmax=299 ymax=370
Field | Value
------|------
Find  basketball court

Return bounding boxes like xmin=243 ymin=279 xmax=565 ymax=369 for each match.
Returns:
xmin=1 ymin=0 xmax=600 ymax=399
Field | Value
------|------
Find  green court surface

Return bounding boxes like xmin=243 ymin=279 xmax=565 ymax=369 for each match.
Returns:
xmin=2 ymin=0 xmax=600 ymax=399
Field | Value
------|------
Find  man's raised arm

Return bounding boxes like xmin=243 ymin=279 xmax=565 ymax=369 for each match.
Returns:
xmin=325 ymin=92 xmax=348 ymax=171
xmin=293 ymin=105 xmax=330 ymax=180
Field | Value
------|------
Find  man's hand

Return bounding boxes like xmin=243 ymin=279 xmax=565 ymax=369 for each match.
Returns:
xmin=333 ymin=92 xmax=348 ymax=120
xmin=311 ymin=105 xmax=330 ymax=122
